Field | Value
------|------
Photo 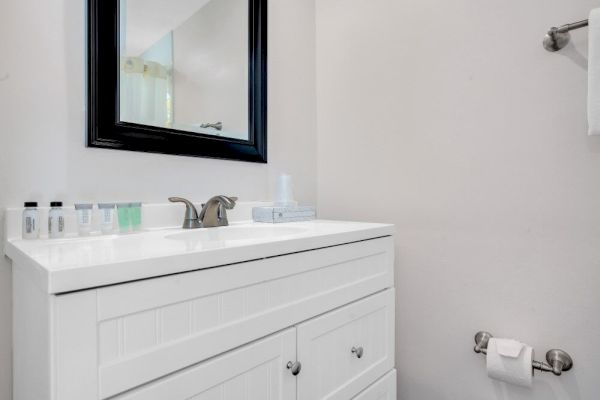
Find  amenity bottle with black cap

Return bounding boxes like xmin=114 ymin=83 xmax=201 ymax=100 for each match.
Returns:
xmin=22 ymin=202 xmax=39 ymax=239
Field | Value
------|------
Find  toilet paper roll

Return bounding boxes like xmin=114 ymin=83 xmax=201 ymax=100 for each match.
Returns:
xmin=486 ymin=338 xmax=533 ymax=388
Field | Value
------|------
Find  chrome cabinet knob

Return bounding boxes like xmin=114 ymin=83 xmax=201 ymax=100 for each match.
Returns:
xmin=351 ymin=346 xmax=364 ymax=359
xmin=286 ymin=361 xmax=302 ymax=376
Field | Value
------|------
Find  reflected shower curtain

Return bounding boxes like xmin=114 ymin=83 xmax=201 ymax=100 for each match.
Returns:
xmin=120 ymin=57 xmax=172 ymax=127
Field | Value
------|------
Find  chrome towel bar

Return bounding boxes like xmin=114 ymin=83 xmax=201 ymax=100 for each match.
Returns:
xmin=473 ymin=331 xmax=574 ymax=376
xmin=544 ymin=19 xmax=589 ymax=52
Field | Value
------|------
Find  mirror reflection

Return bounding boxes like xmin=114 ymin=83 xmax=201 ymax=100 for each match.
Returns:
xmin=119 ymin=0 xmax=249 ymax=140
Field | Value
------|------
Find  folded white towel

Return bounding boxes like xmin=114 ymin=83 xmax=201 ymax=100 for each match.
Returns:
xmin=588 ymin=9 xmax=600 ymax=135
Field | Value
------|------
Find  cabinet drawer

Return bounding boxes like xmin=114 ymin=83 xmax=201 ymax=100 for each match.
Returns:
xmin=113 ymin=328 xmax=296 ymax=400
xmin=297 ymin=289 xmax=395 ymax=400
xmin=353 ymin=370 xmax=397 ymax=400
xmin=96 ymin=237 xmax=394 ymax=398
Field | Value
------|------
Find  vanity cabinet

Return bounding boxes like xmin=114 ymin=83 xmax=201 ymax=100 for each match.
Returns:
xmin=12 ymin=234 xmax=395 ymax=400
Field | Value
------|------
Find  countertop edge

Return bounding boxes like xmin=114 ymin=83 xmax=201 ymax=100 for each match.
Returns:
xmin=5 ymin=241 xmax=51 ymax=293
xmin=8 ymin=222 xmax=395 ymax=295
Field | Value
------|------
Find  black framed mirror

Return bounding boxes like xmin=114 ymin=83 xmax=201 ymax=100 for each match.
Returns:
xmin=87 ymin=0 xmax=267 ymax=163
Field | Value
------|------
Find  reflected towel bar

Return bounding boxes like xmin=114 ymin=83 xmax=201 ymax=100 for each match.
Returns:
xmin=544 ymin=19 xmax=589 ymax=52
xmin=473 ymin=331 xmax=574 ymax=376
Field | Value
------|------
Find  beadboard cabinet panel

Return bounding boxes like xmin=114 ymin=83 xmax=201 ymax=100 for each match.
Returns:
xmin=297 ymin=290 xmax=395 ymax=400
xmin=352 ymin=370 xmax=397 ymax=400
xmin=113 ymin=329 xmax=296 ymax=400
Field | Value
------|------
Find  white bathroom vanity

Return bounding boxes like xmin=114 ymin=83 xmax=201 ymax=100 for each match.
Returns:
xmin=5 ymin=208 xmax=396 ymax=400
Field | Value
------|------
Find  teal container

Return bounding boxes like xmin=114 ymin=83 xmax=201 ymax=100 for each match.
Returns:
xmin=117 ymin=203 xmax=131 ymax=233
xmin=130 ymin=202 xmax=142 ymax=231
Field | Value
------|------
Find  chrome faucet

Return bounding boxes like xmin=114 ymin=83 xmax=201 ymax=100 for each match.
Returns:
xmin=169 ymin=196 xmax=237 ymax=229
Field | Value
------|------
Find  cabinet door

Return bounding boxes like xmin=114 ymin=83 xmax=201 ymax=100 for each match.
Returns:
xmin=296 ymin=290 xmax=395 ymax=400
xmin=353 ymin=370 xmax=396 ymax=400
xmin=114 ymin=328 xmax=297 ymax=400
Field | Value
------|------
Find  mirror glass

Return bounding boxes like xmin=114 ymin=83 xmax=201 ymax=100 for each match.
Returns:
xmin=119 ymin=0 xmax=249 ymax=140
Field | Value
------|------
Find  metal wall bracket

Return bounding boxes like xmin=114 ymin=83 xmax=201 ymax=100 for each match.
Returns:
xmin=473 ymin=331 xmax=573 ymax=376
xmin=543 ymin=19 xmax=589 ymax=52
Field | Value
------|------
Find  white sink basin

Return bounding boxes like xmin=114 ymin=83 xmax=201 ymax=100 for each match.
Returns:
xmin=165 ymin=225 xmax=308 ymax=242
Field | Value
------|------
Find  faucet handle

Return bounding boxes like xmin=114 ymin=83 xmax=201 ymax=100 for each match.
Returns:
xmin=199 ymin=196 xmax=238 ymax=227
xmin=225 ymin=196 xmax=238 ymax=208
xmin=200 ymin=197 xmax=237 ymax=211
xmin=218 ymin=197 xmax=237 ymax=219
xmin=215 ymin=196 xmax=237 ymax=209
xmin=168 ymin=197 xmax=201 ymax=229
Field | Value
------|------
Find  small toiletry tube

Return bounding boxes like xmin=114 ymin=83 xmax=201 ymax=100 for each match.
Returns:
xmin=74 ymin=203 xmax=93 ymax=236
xmin=98 ymin=203 xmax=116 ymax=234
xmin=117 ymin=203 xmax=131 ymax=233
xmin=129 ymin=202 xmax=142 ymax=231
xmin=48 ymin=202 xmax=65 ymax=239
xmin=22 ymin=202 xmax=40 ymax=240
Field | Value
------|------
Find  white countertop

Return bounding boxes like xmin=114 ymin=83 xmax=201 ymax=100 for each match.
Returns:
xmin=5 ymin=220 xmax=394 ymax=294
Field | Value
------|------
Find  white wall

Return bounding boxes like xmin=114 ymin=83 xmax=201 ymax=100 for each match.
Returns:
xmin=6 ymin=0 xmax=599 ymax=398
xmin=316 ymin=0 xmax=600 ymax=399
xmin=174 ymin=0 xmax=249 ymax=139
xmin=0 ymin=0 xmax=316 ymax=398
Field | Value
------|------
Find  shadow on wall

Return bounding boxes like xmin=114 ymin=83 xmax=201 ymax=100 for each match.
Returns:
xmin=559 ymin=43 xmax=588 ymax=70
xmin=402 ymin=373 xmax=583 ymax=400
xmin=492 ymin=376 xmax=582 ymax=400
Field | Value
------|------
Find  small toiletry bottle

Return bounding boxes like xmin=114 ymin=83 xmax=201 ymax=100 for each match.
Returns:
xmin=98 ymin=203 xmax=116 ymax=234
xmin=74 ymin=203 xmax=93 ymax=236
xmin=129 ymin=202 xmax=142 ymax=231
xmin=22 ymin=202 xmax=40 ymax=240
xmin=48 ymin=202 xmax=65 ymax=239
xmin=117 ymin=203 xmax=131 ymax=233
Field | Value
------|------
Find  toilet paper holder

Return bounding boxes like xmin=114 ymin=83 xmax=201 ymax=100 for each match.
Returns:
xmin=473 ymin=331 xmax=573 ymax=376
